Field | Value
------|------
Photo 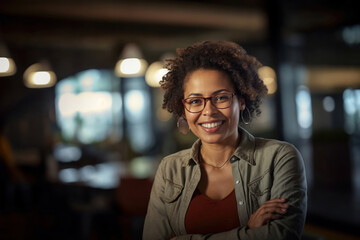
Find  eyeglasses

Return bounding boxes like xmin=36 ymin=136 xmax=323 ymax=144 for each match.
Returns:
xmin=182 ymin=92 xmax=236 ymax=113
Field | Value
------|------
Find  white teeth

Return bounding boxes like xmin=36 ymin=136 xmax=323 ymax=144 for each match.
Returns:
xmin=201 ymin=121 xmax=222 ymax=128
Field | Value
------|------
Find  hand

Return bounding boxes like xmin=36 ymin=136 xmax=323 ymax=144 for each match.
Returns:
xmin=247 ymin=198 xmax=288 ymax=229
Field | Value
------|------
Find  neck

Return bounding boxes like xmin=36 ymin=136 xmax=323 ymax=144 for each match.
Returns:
xmin=200 ymin=135 xmax=240 ymax=167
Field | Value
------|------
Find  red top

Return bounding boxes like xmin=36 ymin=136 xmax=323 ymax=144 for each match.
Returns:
xmin=185 ymin=188 xmax=240 ymax=234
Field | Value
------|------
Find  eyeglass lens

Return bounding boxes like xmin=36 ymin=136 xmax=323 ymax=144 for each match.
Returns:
xmin=183 ymin=93 xmax=234 ymax=113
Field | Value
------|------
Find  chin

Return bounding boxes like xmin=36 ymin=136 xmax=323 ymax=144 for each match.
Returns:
xmin=198 ymin=134 xmax=226 ymax=145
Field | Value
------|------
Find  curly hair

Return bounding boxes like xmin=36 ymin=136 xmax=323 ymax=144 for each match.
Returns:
xmin=160 ymin=40 xmax=268 ymax=123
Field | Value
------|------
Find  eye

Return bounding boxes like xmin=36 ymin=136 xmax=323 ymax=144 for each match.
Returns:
xmin=214 ymin=94 xmax=230 ymax=102
xmin=187 ymin=98 xmax=203 ymax=105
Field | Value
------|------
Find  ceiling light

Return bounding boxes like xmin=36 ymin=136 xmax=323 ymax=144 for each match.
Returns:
xmin=114 ymin=43 xmax=148 ymax=77
xmin=258 ymin=66 xmax=277 ymax=94
xmin=23 ymin=61 xmax=57 ymax=88
xmin=145 ymin=61 xmax=168 ymax=87
xmin=0 ymin=43 xmax=16 ymax=77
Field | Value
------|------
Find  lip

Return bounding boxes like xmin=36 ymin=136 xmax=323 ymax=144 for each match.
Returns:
xmin=199 ymin=120 xmax=224 ymax=133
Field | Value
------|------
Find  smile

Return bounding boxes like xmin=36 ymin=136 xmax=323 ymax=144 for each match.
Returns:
xmin=201 ymin=121 xmax=223 ymax=129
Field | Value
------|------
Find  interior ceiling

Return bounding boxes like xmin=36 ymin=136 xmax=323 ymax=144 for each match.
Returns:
xmin=0 ymin=0 xmax=359 ymax=116
xmin=0 ymin=0 xmax=268 ymax=51
xmin=1 ymin=0 xmax=357 ymax=50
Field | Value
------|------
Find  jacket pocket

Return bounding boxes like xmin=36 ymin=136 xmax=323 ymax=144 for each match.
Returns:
xmin=163 ymin=178 xmax=183 ymax=203
xmin=248 ymin=171 xmax=272 ymax=209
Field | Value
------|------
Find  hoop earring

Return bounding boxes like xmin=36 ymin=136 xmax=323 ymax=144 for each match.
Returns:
xmin=177 ymin=116 xmax=189 ymax=134
xmin=241 ymin=108 xmax=251 ymax=125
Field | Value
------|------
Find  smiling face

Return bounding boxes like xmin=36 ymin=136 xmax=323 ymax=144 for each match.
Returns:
xmin=183 ymin=68 xmax=245 ymax=146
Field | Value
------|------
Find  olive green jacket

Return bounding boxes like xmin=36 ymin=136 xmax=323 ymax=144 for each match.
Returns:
xmin=143 ymin=127 xmax=307 ymax=240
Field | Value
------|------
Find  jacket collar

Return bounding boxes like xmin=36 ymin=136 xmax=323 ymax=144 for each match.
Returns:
xmin=183 ymin=127 xmax=256 ymax=167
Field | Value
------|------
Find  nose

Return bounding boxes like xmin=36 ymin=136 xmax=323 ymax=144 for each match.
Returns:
xmin=203 ymin=98 xmax=217 ymax=115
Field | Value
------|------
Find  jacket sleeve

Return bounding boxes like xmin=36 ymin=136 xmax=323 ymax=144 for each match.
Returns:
xmin=143 ymin=160 xmax=176 ymax=240
xmin=175 ymin=143 xmax=308 ymax=240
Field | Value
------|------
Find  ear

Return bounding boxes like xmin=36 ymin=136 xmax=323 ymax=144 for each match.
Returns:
xmin=239 ymin=98 xmax=246 ymax=111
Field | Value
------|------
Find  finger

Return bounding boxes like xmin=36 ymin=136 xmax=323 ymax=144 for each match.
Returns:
xmin=263 ymin=204 xmax=288 ymax=213
xmin=260 ymin=202 xmax=289 ymax=210
xmin=263 ymin=212 xmax=282 ymax=222
xmin=257 ymin=205 xmax=288 ymax=216
xmin=260 ymin=200 xmax=287 ymax=209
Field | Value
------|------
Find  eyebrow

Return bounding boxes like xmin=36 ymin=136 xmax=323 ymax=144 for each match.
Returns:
xmin=186 ymin=89 xmax=231 ymax=98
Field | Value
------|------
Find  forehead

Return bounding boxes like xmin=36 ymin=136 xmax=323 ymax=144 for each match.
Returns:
xmin=183 ymin=69 xmax=234 ymax=96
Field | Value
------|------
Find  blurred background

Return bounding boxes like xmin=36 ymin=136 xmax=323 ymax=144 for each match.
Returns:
xmin=0 ymin=0 xmax=359 ymax=239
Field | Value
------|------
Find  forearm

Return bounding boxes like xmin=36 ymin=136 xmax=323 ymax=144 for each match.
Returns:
xmin=174 ymin=216 xmax=304 ymax=240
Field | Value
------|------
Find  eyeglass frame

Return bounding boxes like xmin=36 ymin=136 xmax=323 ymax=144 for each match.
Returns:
xmin=182 ymin=92 xmax=237 ymax=113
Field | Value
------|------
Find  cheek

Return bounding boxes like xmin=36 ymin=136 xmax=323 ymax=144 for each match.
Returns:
xmin=184 ymin=112 xmax=197 ymax=126
xmin=184 ymin=110 xmax=190 ymax=120
xmin=229 ymin=106 xmax=240 ymax=123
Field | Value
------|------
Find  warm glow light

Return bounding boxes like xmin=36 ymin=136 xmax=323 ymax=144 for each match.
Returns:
xmin=32 ymin=71 xmax=51 ymax=85
xmin=59 ymin=93 xmax=78 ymax=117
xmin=0 ymin=57 xmax=16 ymax=76
xmin=26 ymin=71 xmax=56 ymax=88
xmin=145 ymin=61 xmax=168 ymax=87
xmin=121 ymin=58 xmax=141 ymax=74
xmin=156 ymin=68 xmax=168 ymax=80
xmin=307 ymin=67 xmax=360 ymax=92
xmin=77 ymin=92 xmax=112 ymax=114
xmin=258 ymin=66 xmax=277 ymax=94
xmin=58 ymin=92 xmax=113 ymax=117
xmin=23 ymin=62 xmax=57 ymax=88
xmin=62 ymin=82 xmax=75 ymax=93
xmin=114 ymin=43 xmax=148 ymax=77
xmin=115 ymin=58 xmax=148 ymax=77
xmin=0 ymin=57 xmax=10 ymax=72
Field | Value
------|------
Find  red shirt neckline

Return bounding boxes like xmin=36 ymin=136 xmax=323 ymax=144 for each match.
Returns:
xmin=185 ymin=188 xmax=240 ymax=234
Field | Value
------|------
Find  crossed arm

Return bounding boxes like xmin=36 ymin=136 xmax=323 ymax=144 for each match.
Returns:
xmin=144 ymin=145 xmax=307 ymax=240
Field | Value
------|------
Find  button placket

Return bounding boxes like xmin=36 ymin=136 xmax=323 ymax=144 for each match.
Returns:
xmin=233 ymin=158 xmax=250 ymax=224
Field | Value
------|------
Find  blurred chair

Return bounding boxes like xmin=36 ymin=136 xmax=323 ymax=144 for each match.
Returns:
xmin=116 ymin=177 xmax=153 ymax=240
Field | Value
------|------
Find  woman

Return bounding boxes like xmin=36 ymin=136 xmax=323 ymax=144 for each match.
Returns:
xmin=143 ymin=41 xmax=307 ymax=240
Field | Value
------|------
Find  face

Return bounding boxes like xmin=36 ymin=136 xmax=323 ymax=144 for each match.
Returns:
xmin=183 ymin=68 xmax=245 ymax=145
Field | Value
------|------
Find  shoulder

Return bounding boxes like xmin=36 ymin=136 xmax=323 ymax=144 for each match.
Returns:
xmin=254 ymin=137 xmax=299 ymax=155
xmin=238 ymin=127 xmax=299 ymax=161
xmin=159 ymin=139 xmax=200 ymax=169
xmin=162 ymin=148 xmax=192 ymax=165
xmin=153 ymin=147 xmax=196 ymax=190
xmin=252 ymin=137 xmax=303 ymax=167
xmin=156 ymin=147 xmax=193 ymax=176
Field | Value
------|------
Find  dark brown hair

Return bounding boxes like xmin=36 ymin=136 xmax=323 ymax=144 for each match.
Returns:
xmin=160 ymin=40 xmax=268 ymax=122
